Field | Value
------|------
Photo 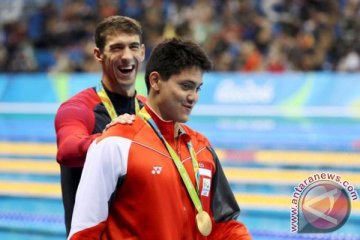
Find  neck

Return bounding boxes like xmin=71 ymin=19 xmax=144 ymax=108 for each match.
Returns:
xmin=146 ymin=100 xmax=171 ymax=122
xmin=144 ymin=103 xmax=180 ymax=139
xmin=101 ymin=79 xmax=135 ymax=97
xmin=112 ymin=86 xmax=135 ymax=97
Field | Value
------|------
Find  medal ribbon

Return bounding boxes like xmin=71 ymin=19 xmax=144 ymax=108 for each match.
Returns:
xmin=96 ymin=82 xmax=140 ymax=120
xmin=138 ymin=108 xmax=203 ymax=214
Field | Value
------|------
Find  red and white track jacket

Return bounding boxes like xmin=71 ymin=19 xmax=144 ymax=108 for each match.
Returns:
xmin=69 ymin=104 xmax=251 ymax=240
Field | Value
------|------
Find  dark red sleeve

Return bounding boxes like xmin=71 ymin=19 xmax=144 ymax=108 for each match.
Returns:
xmin=55 ymin=98 xmax=100 ymax=167
xmin=210 ymin=220 xmax=252 ymax=240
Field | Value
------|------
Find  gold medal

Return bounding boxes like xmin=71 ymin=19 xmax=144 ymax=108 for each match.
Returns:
xmin=196 ymin=211 xmax=212 ymax=236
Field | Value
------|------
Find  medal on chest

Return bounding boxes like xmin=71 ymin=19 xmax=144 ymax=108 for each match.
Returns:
xmin=196 ymin=210 xmax=212 ymax=236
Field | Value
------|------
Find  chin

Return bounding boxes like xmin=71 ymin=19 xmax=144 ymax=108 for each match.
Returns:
xmin=178 ymin=116 xmax=189 ymax=123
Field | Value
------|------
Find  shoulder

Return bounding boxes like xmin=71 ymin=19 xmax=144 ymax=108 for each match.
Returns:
xmin=136 ymin=94 xmax=147 ymax=104
xmin=181 ymin=124 xmax=210 ymax=147
xmin=64 ymin=87 xmax=99 ymax=105
xmin=56 ymin=88 xmax=99 ymax=112
xmin=55 ymin=87 xmax=100 ymax=122
xmin=96 ymin=116 xmax=147 ymax=143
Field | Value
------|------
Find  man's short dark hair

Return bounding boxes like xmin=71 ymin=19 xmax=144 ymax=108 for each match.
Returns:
xmin=95 ymin=15 xmax=142 ymax=52
xmin=145 ymin=38 xmax=212 ymax=92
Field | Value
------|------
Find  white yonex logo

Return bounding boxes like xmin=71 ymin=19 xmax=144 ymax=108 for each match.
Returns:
xmin=152 ymin=166 xmax=162 ymax=174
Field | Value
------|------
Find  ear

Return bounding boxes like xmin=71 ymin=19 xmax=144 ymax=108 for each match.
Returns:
xmin=149 ymin=72 xmax=160 ymax=91
xmin=94 ymin=48 xmax=103 ymax=62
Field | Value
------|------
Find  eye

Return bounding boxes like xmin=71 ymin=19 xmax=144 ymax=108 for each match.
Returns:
xmin=180 ymin=82 xmax=194 ymax=90
xmin=130 ymin=43 xmax=141 ymax=50
xmin=110 ymin=44 xmax=124 ymax=51
xmin=196 ymin=85 xmax=202 ymax=92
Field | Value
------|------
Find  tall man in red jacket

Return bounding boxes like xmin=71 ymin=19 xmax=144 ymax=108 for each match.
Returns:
xmin=54 ymin=15 xmax=145 ymax=235
xmin=69 ymin=38 xmax=251 ymax=240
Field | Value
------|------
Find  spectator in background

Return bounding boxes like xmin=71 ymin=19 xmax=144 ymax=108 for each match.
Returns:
xmin=54 ymin=15 xmax=146 ymax=236
xmin=2 ymin=20 xmax=38 ymax=72
xmin=2 ymin=0 xmax=360 ymax=73
xmin=337 ymin=46 xmax=360 ymax=72
xmin=240 ymin=41 xmax=263 ymax=72
xmin=264 ymin=44 xmax=287 ymax=72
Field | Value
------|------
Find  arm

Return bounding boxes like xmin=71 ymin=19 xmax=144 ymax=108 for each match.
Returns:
xmin=68 ymin=136 xmax=131 ymax=239
xmin=55 ymin=101 xmax=101 ymax=167
xmin=208 ymin=147 xmax=252 ymax=240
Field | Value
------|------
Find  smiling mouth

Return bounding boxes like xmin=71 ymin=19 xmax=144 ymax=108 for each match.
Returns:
xmin=118 ymin=65 xmax=135 ymax=74
xmin=183 ymin=105 xmax=193 ymax=111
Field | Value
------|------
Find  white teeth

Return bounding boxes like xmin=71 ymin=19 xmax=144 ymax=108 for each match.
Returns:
xmin=119 ymin=66 xmax=133 ymax=70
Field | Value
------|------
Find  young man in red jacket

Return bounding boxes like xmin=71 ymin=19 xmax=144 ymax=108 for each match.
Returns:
xmin=69 ymin=38 xmax=251 ymax=240
xmin=54 ymin=15 xmax=145 ymax=235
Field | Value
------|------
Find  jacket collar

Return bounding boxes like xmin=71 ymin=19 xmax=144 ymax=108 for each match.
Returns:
xmin=144 ymin=104 xmax=190 ymax=143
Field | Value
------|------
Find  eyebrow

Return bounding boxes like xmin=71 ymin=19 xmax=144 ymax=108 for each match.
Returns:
xmin=109 ymin=41 xmax=141 ymax=48
xmin=129 ymin=42 xmax=141 ymax=46
xmin=181 ymin=80 xmax=203 ymax=87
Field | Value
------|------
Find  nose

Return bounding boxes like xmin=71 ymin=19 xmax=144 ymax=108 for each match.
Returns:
xmin=187 ymin=90 xmax=198 ymax=103
xmin=122 ymin=46 xmax=133 ymax=60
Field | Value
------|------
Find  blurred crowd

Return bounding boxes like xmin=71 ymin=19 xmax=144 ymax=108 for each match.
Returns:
xmin=1 ymin=0 xmax=360 ymax=73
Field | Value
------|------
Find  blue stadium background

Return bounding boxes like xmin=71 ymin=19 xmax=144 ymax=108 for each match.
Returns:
xmin=0 ymin=72 xmax=359 ymax=240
